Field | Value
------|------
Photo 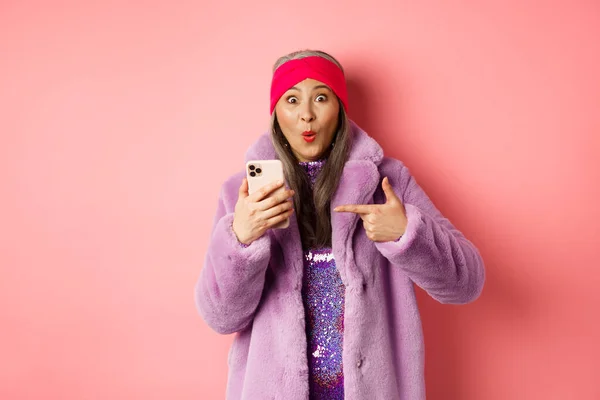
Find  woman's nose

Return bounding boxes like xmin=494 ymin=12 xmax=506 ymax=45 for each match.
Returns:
xmin=300 ymin=104 xmax=316 ymax=122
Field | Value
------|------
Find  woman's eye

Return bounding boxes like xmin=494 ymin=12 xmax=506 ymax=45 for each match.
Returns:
xmin=287 ymin=96 xmax=298 ymax=104
xmin=315 ymin=94 xmax=327 ymax=102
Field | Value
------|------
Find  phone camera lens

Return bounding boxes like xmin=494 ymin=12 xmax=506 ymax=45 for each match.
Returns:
xmin=255 ymin=168 xmax=262 ymax=174
xmin=249 ymin=165 xmax=255 ymax=170
xmin=249 ymin=171 xmax=256 ymax=177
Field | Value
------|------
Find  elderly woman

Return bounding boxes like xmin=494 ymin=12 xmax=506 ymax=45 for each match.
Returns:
xmin=195 ymin=49 xmax=485 ymax=400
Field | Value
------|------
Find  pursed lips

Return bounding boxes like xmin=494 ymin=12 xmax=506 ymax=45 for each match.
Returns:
xmin=302 ymin=130 xmax=317 ymax=142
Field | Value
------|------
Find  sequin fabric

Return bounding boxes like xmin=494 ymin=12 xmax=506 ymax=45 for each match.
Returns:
xmin=299 ymin=158 xmax=345 ymax=399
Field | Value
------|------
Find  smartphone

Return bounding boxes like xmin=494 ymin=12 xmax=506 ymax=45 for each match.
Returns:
xmin=245 ymin=159 xmax=290 ymax=229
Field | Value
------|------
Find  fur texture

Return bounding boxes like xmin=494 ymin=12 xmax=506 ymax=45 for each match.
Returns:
xmin=195 ymin=121 xmax=485 ymax=399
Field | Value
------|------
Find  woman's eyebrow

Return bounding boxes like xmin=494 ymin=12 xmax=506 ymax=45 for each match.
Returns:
xmin=287 ymin=85 xmax=332 ymax=92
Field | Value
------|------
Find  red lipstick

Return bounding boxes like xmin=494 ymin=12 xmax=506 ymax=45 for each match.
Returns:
xmin=302 ymin=131 xmax=316 ymax=143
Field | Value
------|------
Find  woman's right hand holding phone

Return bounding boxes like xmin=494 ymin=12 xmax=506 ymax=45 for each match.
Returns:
xmin=232 ymin=178 xmax=295 ymax=245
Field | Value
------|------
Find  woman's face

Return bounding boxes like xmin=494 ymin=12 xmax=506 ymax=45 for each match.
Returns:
xmin=274 ymin=78 xmax=340 ymax=162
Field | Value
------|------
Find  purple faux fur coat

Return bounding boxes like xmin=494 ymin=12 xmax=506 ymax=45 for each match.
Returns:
xmin=195 ymin=121 xmax=485 ymax=399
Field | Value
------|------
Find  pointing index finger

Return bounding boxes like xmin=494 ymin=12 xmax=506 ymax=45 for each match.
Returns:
xmin=334 ymin=204 xmax=375 ymax=214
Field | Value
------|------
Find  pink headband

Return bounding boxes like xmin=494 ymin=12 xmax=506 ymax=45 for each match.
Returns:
xmin=269 ymin=56 xmax=348 ymax=114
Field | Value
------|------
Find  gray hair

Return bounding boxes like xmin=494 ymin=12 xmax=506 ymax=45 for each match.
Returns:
xmin=272 ymin=49 xmax=345 ymax=73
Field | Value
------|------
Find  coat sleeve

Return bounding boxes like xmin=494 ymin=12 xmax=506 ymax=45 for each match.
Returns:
xmin=374 ymin=159 xmax=485 ymax=304
xmin=194 ymin=176 xmax=271 ymax=334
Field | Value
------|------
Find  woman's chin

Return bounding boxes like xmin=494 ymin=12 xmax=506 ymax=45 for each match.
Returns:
xmin=299 ymin=147 xmax=327 ymax=162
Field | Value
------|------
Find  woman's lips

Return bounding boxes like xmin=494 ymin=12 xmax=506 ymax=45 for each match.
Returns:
xmin=302 ymin=131 xmax=316 ymax=143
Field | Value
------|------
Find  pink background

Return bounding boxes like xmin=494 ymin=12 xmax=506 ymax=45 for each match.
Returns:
xmin=1 ymin=1 xmax=599 ymax=399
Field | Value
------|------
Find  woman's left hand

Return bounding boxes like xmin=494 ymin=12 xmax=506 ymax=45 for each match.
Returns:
xmin=334 ymin=177 xmax=408 ymax=242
